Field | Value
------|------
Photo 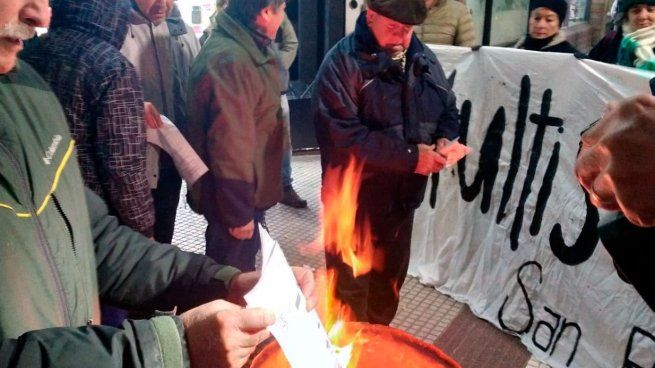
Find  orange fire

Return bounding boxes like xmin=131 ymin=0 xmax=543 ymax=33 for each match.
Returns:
xmin=251 ymin=157 xmax=461 ymax=368
xmin=316 ymin=156 xmax=383 ymax=366
xmin=321 ymin=157 xmax=380 ymax=279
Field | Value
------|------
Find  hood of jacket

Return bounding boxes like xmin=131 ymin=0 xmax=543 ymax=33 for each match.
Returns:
xmin=166 ymin=4 xmax=190 ymax=37
xmin=49 ymin=0 xmax=130 ymax=49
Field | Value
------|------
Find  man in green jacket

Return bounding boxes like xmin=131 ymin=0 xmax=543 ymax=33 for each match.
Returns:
xmin=187 ymin=0 xmax=287 ymax=271
xmin=0 ymin=1 xmax=314 ymax=367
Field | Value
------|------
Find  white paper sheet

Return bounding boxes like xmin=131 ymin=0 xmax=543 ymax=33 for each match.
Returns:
xmin=245 ymin=226 xmax=341 ymax=368
xmin=146 ymin=115 xmax=208 ymax=186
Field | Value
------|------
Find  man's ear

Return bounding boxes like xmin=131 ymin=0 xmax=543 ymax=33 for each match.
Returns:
xmin=254 ymin=5 xmax=272 ymax=27
xmin=260 ymin=3 xmax=281 ymax=22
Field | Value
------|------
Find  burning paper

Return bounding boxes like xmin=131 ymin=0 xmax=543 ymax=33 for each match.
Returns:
xmin=245 ymin=226 xmax=342 ymax=368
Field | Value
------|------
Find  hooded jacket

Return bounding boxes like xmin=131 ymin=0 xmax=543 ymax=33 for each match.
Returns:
xmin=167 ymin=5 xmax=201 ymax=132
xmin=21 ymin=0 xmax=155 ymax=236
xmin=0 ymin=60 xmax=239 ymax=367
xmin=121 ymin=3 xmax=176 ymax=123
xmin=312 ymin=12 xmax=460 ymax=211
xmin=186 ymin=11 xmax=285 ymax=226
xmin=121 ymin=2 xmax=201 ymax=187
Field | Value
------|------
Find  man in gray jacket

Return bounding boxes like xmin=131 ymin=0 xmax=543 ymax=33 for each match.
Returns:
xmin=121 ymin=0 xmax=201 ymax=243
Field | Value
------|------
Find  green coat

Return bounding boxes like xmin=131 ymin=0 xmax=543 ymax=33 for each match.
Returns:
xmin=187 ymin=11 xmax=285 ymax=227
xmin=0 ymin=61 xmax=239 ymax=367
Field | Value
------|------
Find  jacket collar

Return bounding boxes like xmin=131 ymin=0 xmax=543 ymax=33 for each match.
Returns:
xmin=515 ymin=31 xmax=568 ymax=50
xmin=166 ymin=4 xmax=190 ymax=37
xmin=214 ymin=11 xmax=274 ymax=66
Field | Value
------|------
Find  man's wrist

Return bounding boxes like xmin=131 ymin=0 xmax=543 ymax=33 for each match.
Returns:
xmin=215 ymin=266 xmax=242 ymax=292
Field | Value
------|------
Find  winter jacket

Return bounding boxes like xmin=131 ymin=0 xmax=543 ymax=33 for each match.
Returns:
xmin=312 ymin=12 xmax=460 ymax=211
xmin=187 ymin=11 xmax=285 ymax=227
xmin=589 ymin=29 xmax=622 ymax=63
xmin=598 ymin=213 xmax=655 ymax=312
xmin=590 ymin=24 xmax=655 ymax=69
xmin=275 ymin=13 xmax=298 ymax=93
xmin=167 ymin=5 xmax=201 ymax=133
xmin=414 ymin=0 xmax=476 ymax=47
xmin=121 ymin=6 xmax=175 ymax=124
xmin=121 ymin=3 xmax=201 ymax=186
xmin=514 ymin=32 xmax=582 ymax=54
xmin=21 ymin=0 xmax=155 ymax=237
xmin=0 ymin=60 xmax=239 ymax=367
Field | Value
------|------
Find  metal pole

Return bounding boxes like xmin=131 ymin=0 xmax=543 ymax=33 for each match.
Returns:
xmin=482 ymin=0 xmax=494 ymax=45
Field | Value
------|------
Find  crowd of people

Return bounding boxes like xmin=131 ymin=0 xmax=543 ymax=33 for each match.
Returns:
xmin=1 ymin=0 xmax=654 ymax=366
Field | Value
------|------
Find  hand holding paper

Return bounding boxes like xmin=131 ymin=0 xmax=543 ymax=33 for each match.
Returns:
xmin=180 ymin=299 xmax=274 ymax=368
xmin=146 ymin=115 xmax=209 ymax=186
xmin=438 ymin=138 xmax=472 ymax=168
xmin=245 ymin=226 xmax=341 ymax=368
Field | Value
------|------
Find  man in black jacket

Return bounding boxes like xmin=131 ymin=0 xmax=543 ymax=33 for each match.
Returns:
xmin=575 ymin=94 xmax=655 ymax=311
xmin=312 ymin=0 xmax=460 ymax=325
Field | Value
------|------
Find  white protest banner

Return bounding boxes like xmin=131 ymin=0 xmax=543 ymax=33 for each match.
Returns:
xmin=410 ymin=46 xmax=655 ymax=368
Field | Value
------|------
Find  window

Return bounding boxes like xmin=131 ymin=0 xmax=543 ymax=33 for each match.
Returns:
xmin=467 ymin=0 xmax=530 ymax=45
xmin=176 ymin=0 xmax=217 ymax=38
xmin=566 ymin=0 xmax=590 ymax=25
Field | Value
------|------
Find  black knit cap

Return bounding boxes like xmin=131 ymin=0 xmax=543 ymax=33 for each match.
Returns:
xmin=366 ymin=0 xmax=428 ymax=25
xmin=619 ymin=0 xmax=655 ymax=13
xmin=529 ymin=0 xmax=568 ymax=25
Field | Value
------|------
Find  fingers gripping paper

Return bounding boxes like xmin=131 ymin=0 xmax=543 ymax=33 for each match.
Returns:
xmin=245 ymin=226 xmax=341 ymax=368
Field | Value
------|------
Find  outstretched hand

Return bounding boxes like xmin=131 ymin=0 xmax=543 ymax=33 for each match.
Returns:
xmin=575 ymin=94 xmax=655 ymax=227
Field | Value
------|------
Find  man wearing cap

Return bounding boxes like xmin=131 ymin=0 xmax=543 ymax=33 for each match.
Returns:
xmin=514 ymin=0 xmax=581 ymax=54
xmin=312 ymin=0 xmax=460 ymax=325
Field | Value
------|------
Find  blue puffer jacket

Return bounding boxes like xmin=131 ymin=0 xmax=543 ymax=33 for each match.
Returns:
xmin=21 ymin=0 xmax=155 ymax=236
xmin=312 ymin=12 xmax=460 ymax=211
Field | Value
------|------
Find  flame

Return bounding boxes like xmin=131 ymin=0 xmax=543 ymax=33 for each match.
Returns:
xmin=330 ymin=322 xmax=365 ymax=368
xmin=321 ymin=157 xmax=377 ymax=278
xmin=316 ymin=156 xmax=382 ymax=367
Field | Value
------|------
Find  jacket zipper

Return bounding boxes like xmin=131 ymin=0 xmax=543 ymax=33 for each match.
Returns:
xmin=52 ymin=194 xmax=76 ymax=257
xmin=0 ymin=142 xmax=72 ymax=325
xmin=53 ymin=193 xmax=92 ymax=321
xmin=149 ymin=22 xmax=170 ymax=115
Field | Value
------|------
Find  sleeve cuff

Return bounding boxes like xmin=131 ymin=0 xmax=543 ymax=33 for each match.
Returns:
xmin=406 ymin=144 xmax=419 ymax=172
xmin=214 ymin=266 xmax=242 ymax=288
xmin=150 ymin=316 xmax=185 ymax=368
xmin=173 ymin=317 xmax=191 ymax=368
